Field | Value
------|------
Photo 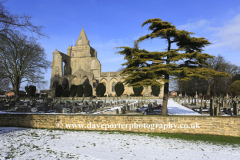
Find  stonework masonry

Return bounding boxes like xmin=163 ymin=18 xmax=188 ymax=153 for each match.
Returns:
xmin=0 ymin=114 xmax=239 ymax=137
xmin=49 ymin=28 xmax=164 ymax=98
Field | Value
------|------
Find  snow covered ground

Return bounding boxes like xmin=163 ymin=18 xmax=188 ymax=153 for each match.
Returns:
xmin=91 ymin=98 xmax=201 ymax=115
xmin=167 ymin=99 xmax=201 ymax=115
xmin=0 ymin=127 xmax=239 ymax=159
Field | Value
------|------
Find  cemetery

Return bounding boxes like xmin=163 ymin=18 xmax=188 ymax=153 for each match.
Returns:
xmin=0 ymin=93 xmax=240 ymax=116
xmin=1 ymin=94 xmax=240 ymax=137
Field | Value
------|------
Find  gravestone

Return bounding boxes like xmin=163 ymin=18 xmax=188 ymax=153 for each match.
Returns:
xmin=153 ymin=100 xmax=157 ymax=107
xmin=126 ymin=104 xmax=130 ymax=111
xmin=216 ymin=99 xmax=220 ymax=116
xmin=223 ymin=108 xmax=227 ymax=114
xmin=73 ymin=107 xmax=78 ymax=113
xmin=120 ymin=108 xmax=125 ymax=114
xmin=93 ymin=104 xmax=96 ymax=109
xmin=210 ymin=98 xmax=214 ymax=116
xmin=123 ymin=105 xmax=126 ymax=111
xmin=115 ymin=109 xmax=119 ymax=114
xmin=204 ymin=100 xmax=207 ymax=109
xmin=148 ymin=103 xmax=152 ymax=112
xmin=228 ymin=108 xmax=232 ymax=116
xmin=199 ymin=106 xmax=203 ymax=114
xmin=233 ymin=101 xmax=238 ymax=116
xmin=62 ymin=108 xmax=67 ymax=113
xmin=214 ymin=106 xmax=219 ymax=116
xmin=138 ymin=102 xmax=141 ymax=108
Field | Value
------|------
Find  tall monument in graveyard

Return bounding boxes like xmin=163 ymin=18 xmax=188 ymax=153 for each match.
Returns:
xmin=49 ymin=28 xmax=164 ymax=98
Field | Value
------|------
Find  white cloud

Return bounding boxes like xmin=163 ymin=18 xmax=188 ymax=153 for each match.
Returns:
xmin=178 ymin=14 xmax=240 ymax=54
xmin=178 ymin=19 xmax=212 ymax=31
xmin=208 ymin=14 xmax=240 ymax=52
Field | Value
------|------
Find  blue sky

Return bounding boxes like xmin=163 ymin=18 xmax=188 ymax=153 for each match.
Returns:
xmin=3 ymin=0 xmax=240 ymax=91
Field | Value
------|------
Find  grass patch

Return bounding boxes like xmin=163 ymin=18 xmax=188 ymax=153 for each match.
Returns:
xmin=111 ymin=131 xmax=240 ymax=146
xmin=28 ymin=128 xmax=240 ymax=146
xmin=74 ymin=129 xmax=240 ymax=146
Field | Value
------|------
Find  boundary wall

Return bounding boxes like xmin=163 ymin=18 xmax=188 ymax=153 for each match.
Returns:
xmin=0 ymin=114 xmax=239 ymax=137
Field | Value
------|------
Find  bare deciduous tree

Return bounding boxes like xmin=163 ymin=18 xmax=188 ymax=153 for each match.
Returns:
xmin=0 ymin=0 xmax=46 ymax=39
xmin=0 ymin=32 xmax=50 ymax=100
xmin=0 ymin=1 xmax=49 ymax=99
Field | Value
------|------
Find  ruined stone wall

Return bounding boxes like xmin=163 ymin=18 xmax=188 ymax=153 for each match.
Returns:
xmin=0 ymin=114 xmax=239 ymax=137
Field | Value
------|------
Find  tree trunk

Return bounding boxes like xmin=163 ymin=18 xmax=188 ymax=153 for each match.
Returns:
xmin=161 ymin=38 xmax=171 ymax=115
xmin=13 ymin=77 xmax=20 ymax=101
xmin=207 ymin=84 xmax=211 ymax=95
xmin=162 ymin=74 xmax=169 ymax=115
xmin=213 ymin=79 xmax=216 ymax=97
xmin=207 ymin=79 xmax=214 ymax=95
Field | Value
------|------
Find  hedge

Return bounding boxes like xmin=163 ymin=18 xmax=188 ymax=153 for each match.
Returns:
xmin=70 ymin=85 xmax=77 ymax=97
xmin=133 ymin=86 xmax=143 ymax=96
xmin=96 ymin=83 xmax=106 ymax=97
xmin=25 ymin=85 xmax=36 ymax=97
xmin=62 ymin=89 xmax=70 ymax=97
xmin=230 ymin=80 xmax=240 ymax=96
xmin=55 ymin=85 xmax=63 ymax=97
xmin=76 ymin=85 xmax=84 ymax=97
xmin=115 ymin=82 xmax=124 ymax=96
xmin=151 ymin=85 xmax=160 ymax=96
xmin=84 ymin=84 xmax=92 ymax=97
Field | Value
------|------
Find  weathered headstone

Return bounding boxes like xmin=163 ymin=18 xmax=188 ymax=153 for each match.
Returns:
xmin=73 ymin=107 xmax=78 ymax=113
xmin=62 ymin=108 xmax=67 ymax=113
xmin=123 ymin=105 xmax=126 ymax=111
xmin=148 ymin=103 xmax=152 ymax=112
xmin=214 ymin=106 xmax=219 ymax=116
xmin=115 ymin=109 xmax=119 ymax=114
xmin=223 ymin=108 xmax=227 ymax=114
xmin=126 ymin=104 xmax=130 ymax=111
xmin=228 ymin=108 xmax=232 ymax=116
xmin=233 ymin=101 xmax=238 ymax=116
xmin=216 ymin=99 xmax=220 ymax=116
xmin=120 ymin=108 xmax=125 ymax=114
xmin=210 ymin=97 xmax=214 ymax=116
xmin=199 ymin=106 xmax=203 ymax=114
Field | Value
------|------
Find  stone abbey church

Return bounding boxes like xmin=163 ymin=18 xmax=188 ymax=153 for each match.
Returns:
xmin=49 ymin=28 xmax=164 ymax=98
